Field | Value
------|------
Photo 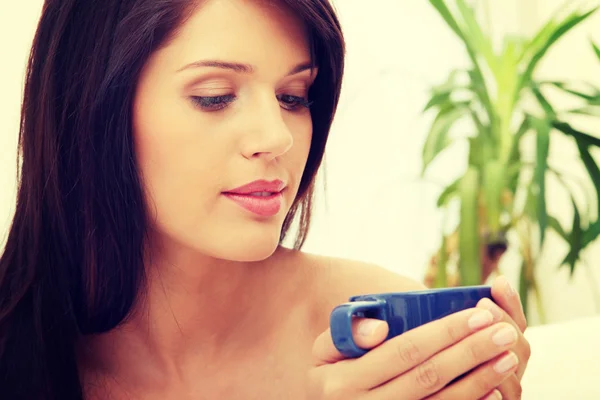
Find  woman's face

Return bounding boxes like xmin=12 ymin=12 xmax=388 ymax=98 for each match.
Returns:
xmin=133 ymin=0 xmax=316 ymax=262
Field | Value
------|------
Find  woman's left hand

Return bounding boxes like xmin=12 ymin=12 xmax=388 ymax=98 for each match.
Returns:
xmin=476 ymin=276 xmax=531 ymax=399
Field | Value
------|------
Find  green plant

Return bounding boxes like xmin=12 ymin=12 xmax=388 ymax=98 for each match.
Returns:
xmin=421 ymin=0 xmax=600 ymax=321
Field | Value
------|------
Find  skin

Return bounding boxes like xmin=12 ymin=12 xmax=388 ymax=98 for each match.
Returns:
xmin=79 ymin=0 xmax=531 ymax=399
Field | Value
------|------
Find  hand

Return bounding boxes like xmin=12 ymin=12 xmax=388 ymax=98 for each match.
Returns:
xmin=309 ymin=307 xmax=520 ymax=400
xmin=476 ymin=276 xmax=531 ymax=399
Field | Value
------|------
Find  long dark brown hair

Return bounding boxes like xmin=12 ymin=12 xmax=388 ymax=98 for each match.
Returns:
xmin=0 ymin=0 xmax=345 ymax=398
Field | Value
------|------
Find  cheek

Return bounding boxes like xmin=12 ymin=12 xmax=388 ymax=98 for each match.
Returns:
xmin=132 ymin=101 xmax=226 ymax=236
xmin=286 ymin=114 xmax=313 ymax=177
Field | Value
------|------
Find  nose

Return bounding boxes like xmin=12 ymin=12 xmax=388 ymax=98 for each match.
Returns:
xmin=240 ymin=95 xmax=294 ymax=162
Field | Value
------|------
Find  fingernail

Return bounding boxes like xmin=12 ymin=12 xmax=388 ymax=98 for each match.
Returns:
xmin=358 ymin=319 xmax=383 ymax=336
xmin=499 ymin=275 xmax=517 ymax=297
xmin=492 ymin=326 xmax=518 ymax=346
xmin=493 ymin=352 xmax=519 ymax=374
xmin=483 ymin=389 xmax=503 ymax=400
xmin=468 ymin=310 xmax=494 ymax=330
xmin=481 ymin=298 xmax=503 ymax=321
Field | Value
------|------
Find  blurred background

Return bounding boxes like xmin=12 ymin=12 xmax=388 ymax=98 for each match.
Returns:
xmin=1 ymin=1 xmax=599 ymax=327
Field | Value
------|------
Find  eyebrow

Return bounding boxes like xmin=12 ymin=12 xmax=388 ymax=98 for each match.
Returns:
xmin=177 ymin=60 xmax=316 ymax=76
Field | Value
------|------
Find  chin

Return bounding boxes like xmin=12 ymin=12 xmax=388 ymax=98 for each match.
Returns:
xmin=188 ymin=223 xmax=283 ymax=263
xmin=222 ymin=233 xmax=282 ymax=262
xmin=226 ymin=245 xmax=279 ymax=262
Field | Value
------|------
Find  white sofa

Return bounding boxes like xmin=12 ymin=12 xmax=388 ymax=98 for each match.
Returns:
xmin=521 ymin=315 xmax=600 ymax=399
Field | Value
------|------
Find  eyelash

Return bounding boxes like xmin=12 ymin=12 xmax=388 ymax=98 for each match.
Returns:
xmin=190 ymin=94 xmax=313 ymax=112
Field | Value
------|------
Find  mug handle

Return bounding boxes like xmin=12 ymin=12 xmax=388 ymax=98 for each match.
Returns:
xmin=330 ymin=300 xmax=387 ymax=358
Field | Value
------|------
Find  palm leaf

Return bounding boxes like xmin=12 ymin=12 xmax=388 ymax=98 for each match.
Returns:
xmin=456 ymin=0 xmax=500 ymax=75
xmin=565 ymin=107 xmax=600 ymax=117
xmin=552 ymin=123 xmax=600 ymax=271
xmin=522 ymin=3 xmax=565 ymax=58
xmin=531 ymin=84 xmax=556 ymax=117
xmin=429 ymin=0 xmax=465 ymax=40
xmin=466 ymin=69 xmax=496 ymax=133
xmin=546 ymin=82 xmax=600 ymax=104
xmin=428 ymin=1 xmax=497 ymax=129
xmin=503 ymin=35 xmax=529 ymax=65
xmin=437 ymin=176 xmax=462 ymax=207
xmin=554 ymin=122 xmax=600 ymax=246
xmin=508 ymin=117 xmax=531 ymax=163
xmin=532 ymin=118 xmax=551 ymax=244
xmin=576 ymin=143 xmax=600 ymax=247
xmin=548 ymin=166 xmax=595 ymax=227
xmin=506 ymin=117 xmax=532 ymax=192
xmin=561 ymin=197 xmax=583 ymax=277
xmin=424 ymin=91 xmax=453 ymax=112
xmin=583 ymin=219 xmax=600 ymax=249
xmin=548 ymin=215 xmax=568 ymax=240
xmin=592 ymin=40 xmax=600 ymax=61
xmin=424 ymin=70 xmax=466 ymax=111
xmin=422 ymin=104 xmax=469 ymax=174
xmin=553 ymin=121 xmax=600 ymax=147
xmin=517 ymin=7 xmax=598 ymax=98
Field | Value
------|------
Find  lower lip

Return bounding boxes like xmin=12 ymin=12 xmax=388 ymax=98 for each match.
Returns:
xmin=222 ymin=192 xmax=283 ymax=217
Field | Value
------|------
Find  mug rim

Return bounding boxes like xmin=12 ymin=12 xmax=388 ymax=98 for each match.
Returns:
xmin=349 ymin=285 xmax=491 ymax=301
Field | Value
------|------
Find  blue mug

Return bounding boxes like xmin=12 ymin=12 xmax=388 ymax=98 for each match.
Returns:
xmin=330 ymin=285 xmax=493 ymax=358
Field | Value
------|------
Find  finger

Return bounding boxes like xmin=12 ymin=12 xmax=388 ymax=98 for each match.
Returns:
xmin=366 ymin=322 xmax=518 ymax=399
xmin=312 ymin=318 xmax=389 ymax=366
xmin=423 ymin=351 xmax=518 ymax=400
xmin=491 ymin=275 xmax=527 ymax=333
xmin=479 ymin=390 xmax=503 ymax=400
xmin=345 ymin=308 xmax=496 ymax=389
xmin=477 ymin=298 xmax=531 ymax=380
xmin=497 ymin=373 xmax=523 ymax=399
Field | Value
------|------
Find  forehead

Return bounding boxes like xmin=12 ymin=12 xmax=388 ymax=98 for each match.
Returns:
xmin=165 ymin=0 xmax=311 ymax=67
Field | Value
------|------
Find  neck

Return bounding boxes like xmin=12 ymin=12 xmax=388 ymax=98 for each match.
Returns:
xmin=80 ymin=244 xmax=305 ymax=383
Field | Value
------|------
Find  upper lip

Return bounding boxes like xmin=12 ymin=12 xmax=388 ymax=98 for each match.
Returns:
xmin=223 ymin=179 xmax=286 ymax=194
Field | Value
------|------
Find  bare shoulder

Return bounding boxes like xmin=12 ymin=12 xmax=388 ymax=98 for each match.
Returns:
xmin=305 ymin=252 xmax=425 ymax=301
xmin=281 ymin=248 xmax=427 ymax=330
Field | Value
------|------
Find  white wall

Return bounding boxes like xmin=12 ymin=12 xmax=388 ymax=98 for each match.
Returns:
xmin=302 ymin=0 xmax=472 ymax=284
xmin=0 ymin=3 xmax=43 ymax=244
xmin=1 ymin=1 xmax=599 ymax=325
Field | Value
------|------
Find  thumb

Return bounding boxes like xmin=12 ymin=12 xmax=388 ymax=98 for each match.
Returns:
xmin=312 ymin=318 xmax=389 ymax=366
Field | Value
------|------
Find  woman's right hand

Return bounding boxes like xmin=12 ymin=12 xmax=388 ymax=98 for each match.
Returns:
xmin=308 ymin=307 xmax=520 ymax=400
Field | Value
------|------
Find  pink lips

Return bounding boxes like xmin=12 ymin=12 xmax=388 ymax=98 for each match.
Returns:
xmin=222 ymin=179 xmax=285 ymax=217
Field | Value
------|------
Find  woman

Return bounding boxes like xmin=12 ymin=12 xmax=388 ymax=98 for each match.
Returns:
xmin=0 ymin=0 xmax=530 ymax=399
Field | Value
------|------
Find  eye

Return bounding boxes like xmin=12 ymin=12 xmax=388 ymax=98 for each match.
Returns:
xmin=277 ymin=94 xmax=313 ymax=111
xmin=190 ymin=95 xmax=235 ymax=111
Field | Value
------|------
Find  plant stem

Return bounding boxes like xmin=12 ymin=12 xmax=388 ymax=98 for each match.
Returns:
xmin=518 ymin=261 xmax=529 ymax=319
xmin=526 ymin=219 xmax=547 ymax=324
xmin=459 ymin=167 xmax=482 ymax=285
xmin=436 ymin=233 xmax=449 ymax=287
xmin=530 ymin=274 xmax=547 ymax=324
